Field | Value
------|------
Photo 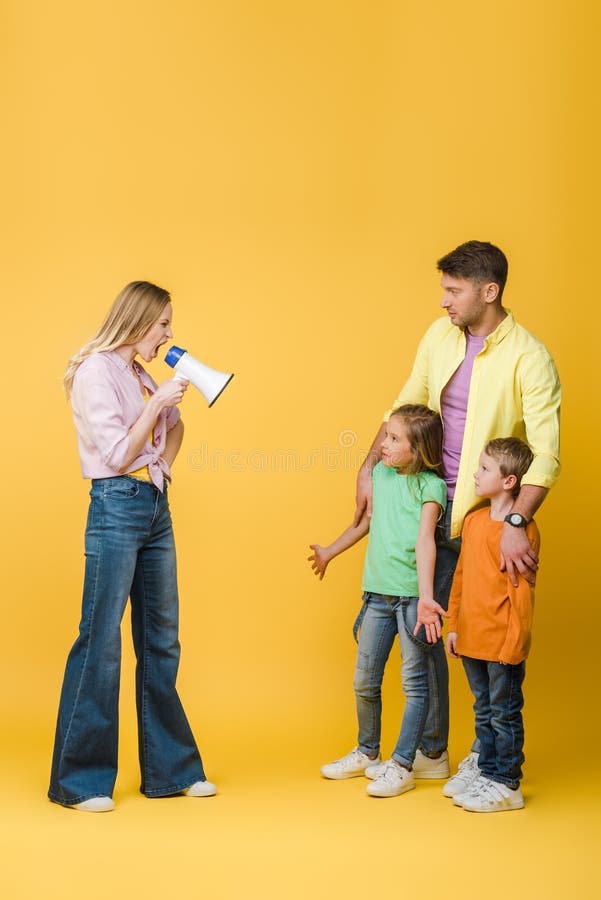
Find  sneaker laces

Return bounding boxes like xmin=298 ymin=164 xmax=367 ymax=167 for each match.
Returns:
xmin=376 ymin=762 xmax=406 ymax=786
xmin=331 ymin=747 xmax=366 ymax=770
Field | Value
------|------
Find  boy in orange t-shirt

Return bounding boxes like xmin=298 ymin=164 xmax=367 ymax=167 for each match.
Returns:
xmin=446 ymin=438 xmax=540 ymax=813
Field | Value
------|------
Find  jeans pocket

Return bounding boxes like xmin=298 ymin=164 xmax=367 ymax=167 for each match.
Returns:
xmin=103 ymin=476 xmax=141 ymax=499
xmin=401 ymin=598 xmax=437 ymax=651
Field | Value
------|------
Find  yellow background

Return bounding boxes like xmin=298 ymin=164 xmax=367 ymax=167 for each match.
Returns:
xmin=1 ymin=1 xmax=599 ymax=898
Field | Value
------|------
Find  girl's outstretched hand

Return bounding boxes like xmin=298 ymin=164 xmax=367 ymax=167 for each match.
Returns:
xmin=308 ymin=544 xmax=331 ymax=580
xmin=414 ymin=598 xmax=449 ymax=643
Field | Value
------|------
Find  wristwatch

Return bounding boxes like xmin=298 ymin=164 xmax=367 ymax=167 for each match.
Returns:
xmin=504 ymin=513 xmax=528 ymax=528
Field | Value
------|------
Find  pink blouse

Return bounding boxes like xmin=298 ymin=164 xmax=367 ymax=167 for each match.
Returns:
xmin=71 ymin=351 xmax=180 ymax=491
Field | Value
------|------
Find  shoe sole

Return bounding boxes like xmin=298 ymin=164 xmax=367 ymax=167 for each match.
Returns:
xmin=413 ymin=768 xmax=450 ymax=780
xmin=367 ymin=782 xmax=416 ymax=798
xmin=320 ymin=770 xmax=370 ymax=780
xmin=462 ymin=802 xmax=525 ymax=812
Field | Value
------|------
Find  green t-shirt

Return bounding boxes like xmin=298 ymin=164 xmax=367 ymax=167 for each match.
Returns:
xmin=362 ymin=463 xmax=447 ymax=596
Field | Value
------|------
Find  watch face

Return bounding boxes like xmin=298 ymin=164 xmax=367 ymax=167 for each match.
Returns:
xmin=507 ymin=513 xmax=527 ymax=526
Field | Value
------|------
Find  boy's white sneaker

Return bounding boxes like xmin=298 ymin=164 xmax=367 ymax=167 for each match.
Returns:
xmin=183 ymin=780 xmax=218 ymax=797
xmin=411 ymin=749 xmax=450 ymax=779
xmin=443 ymin=751 xmax=480 ymax=798
xmin=321 ymin=747 xmax=380 ymax=779
xmin=459 ymin=777 xmax=524 ymax=813
xmin=72 ymin=796 xmax=115 ymax=813
xmin=453 ymin=774 xmax=485 ymax=807
xmin=366 ymin=761 xmax=415 ymax=798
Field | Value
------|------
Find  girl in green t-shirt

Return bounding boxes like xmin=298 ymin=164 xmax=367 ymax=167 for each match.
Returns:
xmin=308 ymin=404 xmax=448 ymax=798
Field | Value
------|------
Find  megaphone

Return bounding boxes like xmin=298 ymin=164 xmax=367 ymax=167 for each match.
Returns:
xmin=164 ymin=345 xmax=234 ymax=407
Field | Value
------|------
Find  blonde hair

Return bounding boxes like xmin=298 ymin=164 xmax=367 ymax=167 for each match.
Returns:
xmin=64 ymin=281 xmax=171 ymax=395
xmin=484 ymin=437 xmax=534 ymax=497
xmin=389 ymin=404 xmax=443 ymax=476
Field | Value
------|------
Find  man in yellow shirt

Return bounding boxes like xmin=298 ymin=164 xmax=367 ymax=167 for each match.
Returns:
xmin=354 ymin=240 xmax=561 ymax=785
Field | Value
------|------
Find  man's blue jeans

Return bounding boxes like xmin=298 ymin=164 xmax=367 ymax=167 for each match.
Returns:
xmin=49 ymin=477 xmax=205 ymax=806
xmin=425 ymin=501 xmax=462 ymax=753
xmin=461 ymin=656 xmax=526 ymax=789
xmin=354 ymin=593 xmax=445 ymax=766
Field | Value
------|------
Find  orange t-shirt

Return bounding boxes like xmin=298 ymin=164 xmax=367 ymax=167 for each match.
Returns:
xmin=447 ymin=507 xmax=540 ymax=665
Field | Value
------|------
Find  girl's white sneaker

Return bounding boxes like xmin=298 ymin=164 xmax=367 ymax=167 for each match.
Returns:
xmin=321 ymin=747 xmax=380 ymax=779
xmin=366 ymin=761 xmax=415 ymax=798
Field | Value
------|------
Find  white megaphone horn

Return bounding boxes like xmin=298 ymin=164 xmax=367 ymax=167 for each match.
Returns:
xmin=164 ymin=345 xmax=234 ymax=407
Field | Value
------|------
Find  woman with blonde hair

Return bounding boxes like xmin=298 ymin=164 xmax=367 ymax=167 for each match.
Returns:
xmin=49 ymin=281 xmax=216 ymax=812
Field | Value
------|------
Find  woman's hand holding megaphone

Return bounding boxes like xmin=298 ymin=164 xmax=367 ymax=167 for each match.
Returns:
xmin=164 ymin=345 xmax=233 ymax=407
xmin=152 ymin=376 xmax=190 ymax=409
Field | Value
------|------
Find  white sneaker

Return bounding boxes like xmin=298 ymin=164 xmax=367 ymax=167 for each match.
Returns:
xmin=183 ymin=780 xmax=218 ymax=797
xmin=460 ymin=777 xmax=524 ymax=813
xmin=453 ymin=773 xmax=485 ymax=807
xmin=366 ymin=761 xmax=415 ymax=798
xmin=412 ymin=749 xmax=450 ymax=779
xmin=72 ymin=796 xmax=115 ymax=813
xmin=443 ymin=751 xmax=480 ymax=798
xmin=321 ymin=747 xmax=380 ymax=780
xmin=365 ymin=759 xmax=388 ymax=780
xmin=366 ymin=750 xmax=450 ymax=780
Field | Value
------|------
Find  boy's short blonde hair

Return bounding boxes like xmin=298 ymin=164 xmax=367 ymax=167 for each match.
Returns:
xmin=484 ymin=437 xmax=534 ymax=497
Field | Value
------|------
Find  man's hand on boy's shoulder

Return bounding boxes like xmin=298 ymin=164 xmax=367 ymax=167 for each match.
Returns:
xmin=500 ymin=524 xmax=538 ymax=587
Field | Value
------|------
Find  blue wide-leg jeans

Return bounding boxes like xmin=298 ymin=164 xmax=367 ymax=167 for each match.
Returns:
xmin=48 ymin=476 xmax=205 ymax=806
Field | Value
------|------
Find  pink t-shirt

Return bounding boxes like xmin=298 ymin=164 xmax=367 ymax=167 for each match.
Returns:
xmin=71 ymin=351 xmax=180 ymax=491
xmin=440 ymin=331 xmax=484 ymax=498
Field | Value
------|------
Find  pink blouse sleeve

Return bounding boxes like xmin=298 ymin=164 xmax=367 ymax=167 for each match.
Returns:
xmin=72 ymin=367 xmax=131 ymax=473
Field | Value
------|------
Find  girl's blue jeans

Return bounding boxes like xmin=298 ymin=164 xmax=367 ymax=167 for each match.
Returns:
xmin=48 ymin=477 xmax=205 ymax=806
xmin=353 ymin=592 xmax=448 ymax=767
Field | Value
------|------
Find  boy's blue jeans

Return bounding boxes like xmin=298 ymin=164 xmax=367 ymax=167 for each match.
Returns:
xmin=353 ymin=592 xmax=447 ymax=766
xmin=48 ymin=477 xmax=205 ymax=806
xmin=461 ymin=656 xmax=526 ymax=789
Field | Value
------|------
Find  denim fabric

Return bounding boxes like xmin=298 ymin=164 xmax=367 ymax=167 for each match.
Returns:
xmin=414 ymin=500 xmax=462 ymax=754
xmin=354 ymin=593 xmax=436 ymax=767
xmin=461 ymin=656 xmax=526 ymax=789
xmin=49 ymin=476 xmax=205 ymax=806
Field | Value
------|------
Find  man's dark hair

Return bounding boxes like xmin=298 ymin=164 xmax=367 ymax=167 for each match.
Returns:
xmin=437 ymin=240 xmax=508 ymax=301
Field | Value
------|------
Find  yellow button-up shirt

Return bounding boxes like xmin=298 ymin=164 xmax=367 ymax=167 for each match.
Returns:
xmin=385 ymin=311 xmax=561 ymax=537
